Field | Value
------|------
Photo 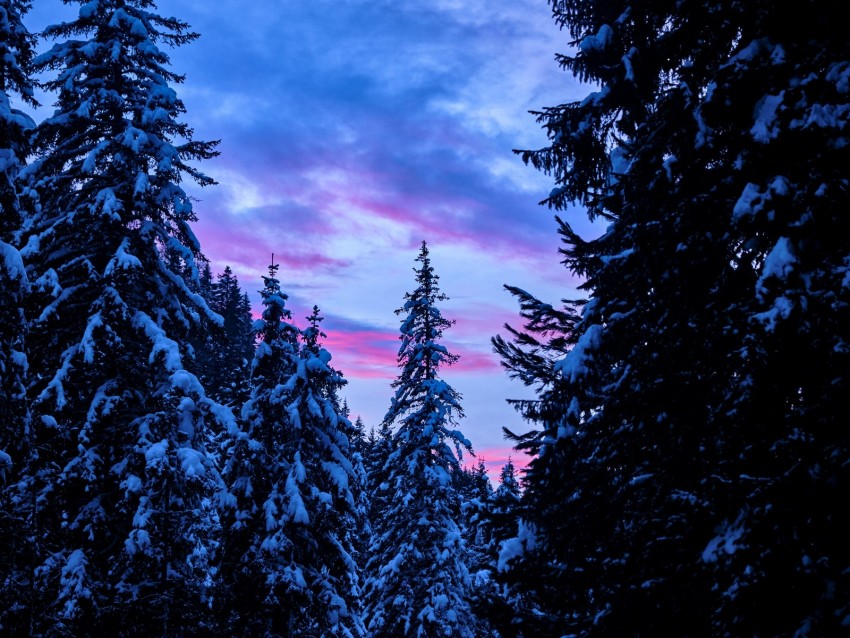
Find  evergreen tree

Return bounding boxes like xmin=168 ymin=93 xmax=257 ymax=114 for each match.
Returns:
xmin=345 ymin=413 xmax=372 ymax=594
xmin=294 ymin=306 xmax=365 ymax=637
xmin=205 ymin=266 xmax=254 ymax=408
xmin=495 ymin=0 xmax=850 ymax=635
xmin=0 ymin=0 xmax=34 ymax=479
xmin=350 ymin=414 xmax=366 ymax=456
xmin=364 ymin=420 xmax=393 ymax=511
xmin=220 ymin=266 xmax=364 ymax=637
xmin=479 ymin=458 xmax=523 ymax=638
xmin=454 ymin=458 xmax=492 ymax=573
xmin=218 ymin=260 xmax=299 ymax=635
xmin=18 ymin=2 xmax=228 ymax=633
xmin=456 ymin=459 xmax=495 ymax=638
xmin=365 ymin=241 xmax=474 ymax=638
xmin=0 ymin=0 xmax=36 ymax=631
xmin=487 ymin=458 xmax=521 ymax=550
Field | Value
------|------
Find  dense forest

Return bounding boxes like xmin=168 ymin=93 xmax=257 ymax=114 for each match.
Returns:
xmin=2 ymin=0 xmax=848 ymax=636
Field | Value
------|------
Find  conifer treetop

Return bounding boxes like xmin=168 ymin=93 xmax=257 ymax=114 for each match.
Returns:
xmin=383 ymin=241 xmax=470 ymax=471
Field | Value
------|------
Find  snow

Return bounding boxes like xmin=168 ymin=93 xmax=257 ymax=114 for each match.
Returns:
xmin=81 ymin=140 xmax=108 ymax=173
xmin=170 ymin=369 xmax=203 ymax=394
xmin=600 ymin=248 xmax=635 ymax=264
xmin=799 ymin=102 xmax=850 ymax=131
xmin=579 ymin=24 xmax=613 ymax=53
xmin=622 ymin=47 xmax=638 ymax=82
xmin=121 ymin=125 xmax=149 ymax=153
xmin=702 ymin=514 xmax=747 ymax=562
xmin=733 ymin=176 xmax=790 ymax=221
xmin=1 ymin=241 xmax=27 ymax=282
xmin=758 ymin=237 xmax=796 ymax=290
xmin=178 ymin=396 xmax=196 ymax=438
xmin=751 ymin=92 xmax=784 ymax=143
xmin=323 ymin=460 xmax=350 ymax=491
xmin=178 ymin=447 xmax=207 ymax=477
xmin=753 ymin=295 xmax=795 ymax=332
xmin=497 ymin=520 xmax=537 ymax=572
xmin=121 ymin=474 xmax=142 ymax=493
xmin=826 ymin=60 xmax=850 ymax=94
xmin=556 ymin=324 xmax=603 ymax=383
xmin=610 ymin=145 xmax=631 ymax=176
xmin=144 ymin=439 xmax=168 ymax=468
xmin=133 ymin=311 xmax=183 ymax=371
xmin=95 ymin=187 xmax=122 ymax=219
xmin=286 ymin=468 xmax=310 ymax=524
xmin=59 ymin=550 xmax=91 ymax=619
xmin=79 ymin=1 xmax=99 ymax=19
xmin=727 ymin=37 xmax=769 ymax=66
xmin=694 ymin=107 xmax=713 ymax=148
xmin=104 ymin=237 xmax=143 ymax=275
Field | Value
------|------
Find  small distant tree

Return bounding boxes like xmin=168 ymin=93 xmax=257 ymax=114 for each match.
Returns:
xmin=487 ymin=458 xmax=522 ymax=549
xmin=206 ymin=266 xmax=255 ymax=408
xmin=365 ymin=241 xmax=474 ymax=638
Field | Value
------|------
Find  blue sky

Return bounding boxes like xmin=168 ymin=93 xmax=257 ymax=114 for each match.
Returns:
xmin=27 ymin=0 xmax=595 ymax=476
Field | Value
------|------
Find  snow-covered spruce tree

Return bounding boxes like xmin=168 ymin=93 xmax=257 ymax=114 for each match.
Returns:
xmin=218 ymin=261 xmax=300 ymax=635
xmin=486 ymin=458 xmax=521 ymax=554
xmin=0 ymin=0 xmax=34 ymax=482
xmin=204 ymin=266 xmax=254 ymax=408
xmin=454 ymin=458 xmax=491 ymax=577
xmin=494 ymin=0 xmax=850 ymax=635
xmin=487 ymin=284 xmax=581 ymax=638
xmin=19 ymin=2 xmax=229 ymax=634
xmin=296 ymin=306 xmax=365 ymax=637
xmin=343 ymin=411 xmax=372 ymax=594
xmin=479 ymin=458 xmax=524 ymax=637
xmin=363 ymin=418 xmax=393 ymax=525
xmin=220 ymin=265 xmax=364 ymax=637
xmin=0 ymin=1 xmax=36 ymax=632
xmin=365 ymin=241 xmax=475 ymax=638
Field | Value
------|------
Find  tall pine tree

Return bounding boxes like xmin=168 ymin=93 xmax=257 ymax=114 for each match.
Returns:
xmin=495 ymin=0 xmax=850 ymax=635
xmin=0 ymin=0 xmax=36 ymax=631
xmin=0 ymin=0 xmax=34 ymax=481
xmin=365 ymin=241 xmax=474 ymax=638
xmin=18 ymin=1 xmax=228 ymax=633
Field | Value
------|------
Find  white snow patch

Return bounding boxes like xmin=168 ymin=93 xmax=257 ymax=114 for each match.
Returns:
xmin=178 ymin=447 xmax=206 ymax=477
xmin=579 ymin=24 xmax=613 ymax=53
xmin=497 ymin=520 xmax=537 ymax=572
xmin=555 ymin=324 xmax=603 ymax=383
xmin=702 ymin=514 xmax=747 ymax=563
xmin=1 ymin=241 xmax=27 ymax=283
xmin=757 ymin=236 xmax=796 ymax=295
xmin=751 ymin=92 xmax=784 ymax=143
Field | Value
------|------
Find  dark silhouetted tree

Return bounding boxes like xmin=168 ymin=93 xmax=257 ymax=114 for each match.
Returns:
xmin=0 ymin=0 xmax=36 ymax=631
xmin=494 ymin=0 xmax=850 ymax=635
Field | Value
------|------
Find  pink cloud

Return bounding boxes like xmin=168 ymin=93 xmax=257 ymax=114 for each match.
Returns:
xmin=448 ymin=349 xmax=503 ymax=374
xmin=194 ymin=146 xmax=569 ymax=275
